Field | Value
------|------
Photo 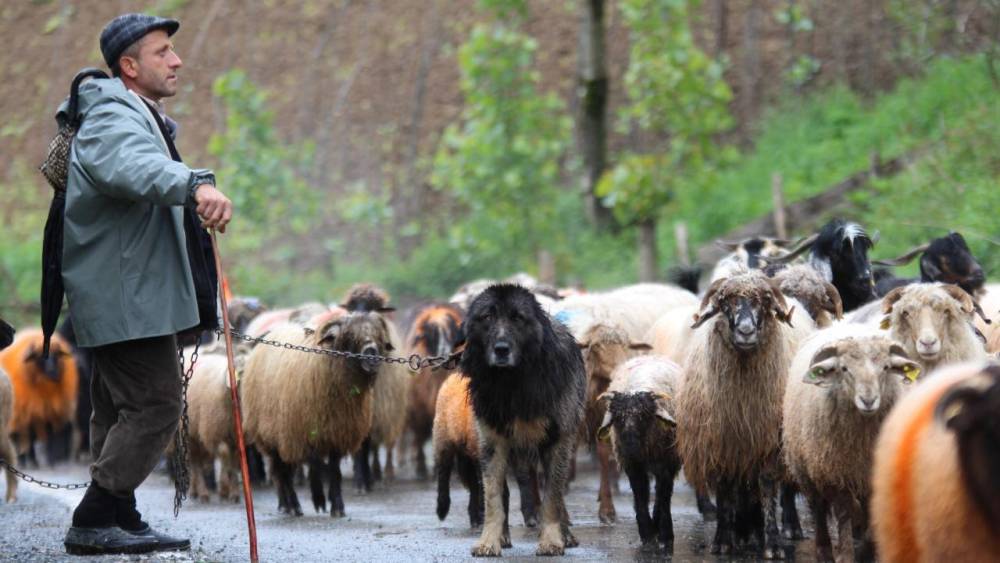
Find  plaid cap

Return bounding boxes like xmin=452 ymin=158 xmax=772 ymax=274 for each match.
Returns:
xmin=100 ymin=13 xmax=180 ymax=70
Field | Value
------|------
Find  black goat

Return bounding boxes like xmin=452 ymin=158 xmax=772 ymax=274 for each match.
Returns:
xmin=768 ymin=219 xmax=877 ymax=312
xmin=873 ymin=232 xmax=986 ymax=298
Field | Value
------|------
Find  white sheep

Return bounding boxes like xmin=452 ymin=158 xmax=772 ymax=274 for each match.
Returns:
xmin=881 ymin=283 xmax=987 ymax=373
xmin=676 ymin=271 xmax=815 ymax=558
xmin=0 ymin=367 xmax=17 ymax=503
xmin=783 ymin=324 xmax=920 ymax=562
xmin=550 ymin=283 xmax=698 ymax=342
xmin=872 ymin=362 xmax=1000 ymax=562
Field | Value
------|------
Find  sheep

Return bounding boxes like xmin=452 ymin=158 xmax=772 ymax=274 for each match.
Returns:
xmin=880 ymin=283 xmax=988 ymax=374
xmin=240 ymin=312 xmax=395 ymax=517
xmin=0 ymin=366 xmax=17 ymax=503
xmin=462 ymin=284 xmax=586 ymax=557
xmin=0 ymin=329 xmax=78 ymax=468
xmin=340 ymin=284 xmax=408 ymax=490
xmin=772 ymin=264 xmax=844 ymax=328
xmin=550 ymin=283 xmax=698 ymax=343
xmin=676 ymin=271 xmax=815 ymax=558
xmin=404 ymin=303 xmax=464 ymax=480
xmin=975 ymin=283 xmax=1000 ymax=354
xmin=873 ymin=232 xmax=986 ymax=298
xmin=767 ymin=219 xmax=878 ymax=312
xmin=710 ymin=237 xmax=796 ymax=282
xmin=185 ymin=348 xmax=253 ymax=504
xmin=597 ymin=355 xmax=683 ymax=553
xmin=226 ymin=296 xmax=267 ymax=334
xmin=782 ymin=324 xmax=921 ymax=562
xmin=871 ymin=362 xmax=1000 ymax=562
xmin=577 ymin=323 xmax=651 ymax=524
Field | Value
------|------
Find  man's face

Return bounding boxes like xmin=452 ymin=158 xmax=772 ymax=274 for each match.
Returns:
xmin=121 ymin=29 xmax=183 ymax=99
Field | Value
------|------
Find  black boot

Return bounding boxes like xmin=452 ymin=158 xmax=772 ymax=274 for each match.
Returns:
xmin=71 ymin=483 xmax=116 ymax=528
xmin=116 ymin=492 xmax=191 ymax=552
xmin=65 ymin=484 xmax=156 ymax=555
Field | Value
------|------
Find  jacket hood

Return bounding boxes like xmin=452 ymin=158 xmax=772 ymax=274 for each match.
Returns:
xmin=56 ymin=77 xmax=135 ymax=129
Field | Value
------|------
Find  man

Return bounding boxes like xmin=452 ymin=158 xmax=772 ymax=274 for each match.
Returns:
xmin=60 ymin=14 xmax=233 ymax=556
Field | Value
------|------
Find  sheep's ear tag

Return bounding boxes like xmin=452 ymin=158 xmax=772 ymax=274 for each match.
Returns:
xmin=597 ymin=425 xmax=612 ymax=443
xmin=807 ymin=367 xmax=825 ymax=382
xmin=350 ymin=385 xmax=361 ymax=397
xmin=903 ymin=364 xmax=920 ymax=382
xmin=879 ymin=317 xmax=891 ymax=330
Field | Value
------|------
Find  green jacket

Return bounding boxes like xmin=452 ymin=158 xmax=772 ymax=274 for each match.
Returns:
xmin=60 ymin=78 xmax=211 ymax=347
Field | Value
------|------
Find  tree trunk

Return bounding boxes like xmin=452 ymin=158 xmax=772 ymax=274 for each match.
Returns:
xmin=740 ymin=0 xmax=762 ymax=134
xmin=638 ymin=219 xmax=658 ymax=282
xmin=578 ymin=0 xmax=614 ymax=230
xmin=714 ymin=0 xmax=728 ymax=59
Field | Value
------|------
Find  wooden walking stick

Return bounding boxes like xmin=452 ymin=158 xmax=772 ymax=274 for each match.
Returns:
xmin=210 ymin=230 xmax=259 ymax=563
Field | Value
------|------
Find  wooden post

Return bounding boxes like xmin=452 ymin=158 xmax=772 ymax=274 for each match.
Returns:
xmin=771 ymin=172 xmax=787 ymax=239
xmin=674 ymin=222 xmax=690 ymax=267
xmin=538 ymin=250 xmax=556 ymax=286
xmin=638 ymin=219 xmax=658 ymax=282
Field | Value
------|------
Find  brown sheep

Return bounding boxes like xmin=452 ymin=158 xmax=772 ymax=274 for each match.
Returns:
xmin=881 ymin=283 xmax=987 ymax=374
xmin=676 ymin=272 xmax=815 ymax=558
xmin=871 ymin=362 xmax=1000 ymax=563
xmin=433 ymin=372 xmax=485 ymax=528
xmin=241 ymin=312 xmax=394 ymax=517
xmin=577 ymin=323 xmax=650 ymax=524
xmin=783 ymin=325 xmax=920 ymax=562
xmin=0 ymin=329 xmax=78 ymax=467
xmin=404 ymin=303 xmax=464 ymax=480
xmin=772 ymin=264 xmax=844 ymax=328
xmin=1 ymin=366 xmax=17 ymax=503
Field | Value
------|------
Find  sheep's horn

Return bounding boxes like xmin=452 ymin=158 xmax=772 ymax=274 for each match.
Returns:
xmin=873 ymin=243 xmax=931 ymax=267
xmin=882 ymin=286 xmax=907 ymax=315
xmin=762 ymin=234 xmax=818 ymax=265
xmin=715 ymin=239 xmax=742 ymax=251
xmin=824 ymin=282 xmax=844 ymax=320
xmin=691 ymin=306 xmax=720 ymax=329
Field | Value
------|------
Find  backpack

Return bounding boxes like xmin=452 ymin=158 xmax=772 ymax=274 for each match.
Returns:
xmin=38 ymin=68 xmax=109 ymax=358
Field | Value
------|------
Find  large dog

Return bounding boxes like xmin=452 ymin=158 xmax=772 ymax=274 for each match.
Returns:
xmin=461 ymin=284 xmax=586 ymax=557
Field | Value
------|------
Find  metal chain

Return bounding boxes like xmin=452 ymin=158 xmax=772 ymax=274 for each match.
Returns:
xmin=172 ymin=338 xmax=200 ymax=517
xmin=214 ymin=328 xmax=462 ymax=372
xmin=0 ymin=458 xmax=90 ymax=490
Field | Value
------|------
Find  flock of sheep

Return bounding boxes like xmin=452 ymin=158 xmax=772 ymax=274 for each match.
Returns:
xmin=1 ymin=218 xmax=999 ymax=561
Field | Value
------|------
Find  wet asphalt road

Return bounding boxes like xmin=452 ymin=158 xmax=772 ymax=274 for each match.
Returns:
xmin=0 ymin=453 xmax=821 ymax=562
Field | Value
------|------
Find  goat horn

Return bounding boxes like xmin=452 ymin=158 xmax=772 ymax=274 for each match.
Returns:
xmin=715 ymin=239 xmax=742 ymax=251
xmin=691 ymin=306 xmax=720 ymax=329
xmin=872 ymin=243 xmax=931 ymax=267
xmin=762 ymin=234 xmax=818 ymax=265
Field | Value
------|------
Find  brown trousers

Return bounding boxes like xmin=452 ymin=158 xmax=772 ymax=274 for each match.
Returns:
xmin=89 ymin=335 xmax=182 ymax=496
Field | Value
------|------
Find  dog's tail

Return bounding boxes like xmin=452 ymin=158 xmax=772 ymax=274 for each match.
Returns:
xmin=435 ymin=448 xmax=453 ymax=521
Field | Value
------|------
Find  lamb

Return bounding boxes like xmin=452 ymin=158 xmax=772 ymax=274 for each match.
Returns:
xmin=462 ymin=284 xmax=586 ymax=557
xmin=404 ymin=303 xmax=464 ymax=480
xmin=0 ymin=329 xmax=78 ymax=467
xmin=872 ymin=232 xmax=986 ymax=298
xmin=771 ymin=264 xmax=843 ymax=327
xmin=871 ymin=362 xmax=1000 ymax=562
xmin=185 ymin=348 xmax=252 ymax=503
xmin=676 ymin=271 xmax=815 ymax=558
xmin=0 ymin=366 xmax=17 ymax=503
xmin=880 ymin=283 xmax=987 ymax=374
xmin=577 ymin=323 xmax=651 ymax=524
xmin=782 ymin=324 xmax=921 ymax=562
xmin=240 ymin=312 xmax=394 ymax=517
xmin=550 ymin=283 xmax=698 ymax=342
xmin=597 ymin=356 xmax=683 ymax=553
xmin=340 ymin=284 xmax=408 ymax=490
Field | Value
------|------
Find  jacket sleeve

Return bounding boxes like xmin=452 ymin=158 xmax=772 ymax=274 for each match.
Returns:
xmin=73 ymin=102 xmax=199 ymax=206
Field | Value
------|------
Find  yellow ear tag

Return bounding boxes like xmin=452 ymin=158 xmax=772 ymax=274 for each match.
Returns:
xmin=879 ymin=318 xmax=891 ymax=330
xmin=903 ymin=364 xmax=920 ymax=382
xmin=597 ymin=426 xmax=612 ymax=443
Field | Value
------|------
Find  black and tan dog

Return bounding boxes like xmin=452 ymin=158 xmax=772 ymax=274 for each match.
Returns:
xmin=460 ymin=284 xmax=586 ymax=557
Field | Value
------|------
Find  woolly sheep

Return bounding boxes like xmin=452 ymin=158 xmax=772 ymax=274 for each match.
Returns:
xmin=783 ymin=324 xmax=920 ymax=562
xmin=676 ymin=271 xmax=815 ymax=558
xmin=550 ymin=283 xmax=698 ymax=342
xmin=710 ymin=237 xmax=795 ymax=282
xmin=577 ymin=323 xmax=651 ymax=524
xmin=0 ymin=329 xmax=78 ymax=467
xmin=597 ymin=356 xmax=683 ymax=553
xmin=772 ymin=264 xmax=844 ymax=327
xmin=241 ymin=312 xmax=394 ymax=517
xmin=871 ymin=362 xmax=1000 ymax=562
xmin=0 ymin=367 xmax=17 ymax=503
xmin=404 ymin=303 xmax=464 ymax=480
xmin=975 ymin=283 xmax=1000 ymax=354
xmin=881 ymin=283 xmax=987 ymax=373
xmin=433 ymin=372 xmax=487 ymax=529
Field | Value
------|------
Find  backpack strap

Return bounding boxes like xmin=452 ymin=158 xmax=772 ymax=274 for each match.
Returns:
xmin=66 ymin=68 xmax=110 ymax=127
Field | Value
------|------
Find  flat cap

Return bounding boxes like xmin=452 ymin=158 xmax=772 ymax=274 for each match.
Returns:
xmin=100 ymin=13 xmax=180 ymax=71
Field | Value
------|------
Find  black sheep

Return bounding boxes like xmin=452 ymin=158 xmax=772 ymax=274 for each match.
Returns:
xmin=460 ymin=284 xmax=586 ymax=557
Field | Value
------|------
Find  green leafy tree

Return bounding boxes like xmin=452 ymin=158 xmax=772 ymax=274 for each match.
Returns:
xmin=597 ymin=0 xmax=733 ymax=279
xmin=432 ymin=9 xmax=571 ymax=274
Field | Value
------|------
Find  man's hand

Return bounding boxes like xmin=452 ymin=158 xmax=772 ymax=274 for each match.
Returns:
xmin=193 ymin=184 xmax=233 ymax=233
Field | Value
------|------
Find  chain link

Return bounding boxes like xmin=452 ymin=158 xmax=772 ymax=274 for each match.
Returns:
xmin=214 ymin=328 xmax=462 ymax=372
xmin=172 ymin=339 xmax=200 ymax=517
xmin=0 ymin=458 xmax=91 ymax=490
